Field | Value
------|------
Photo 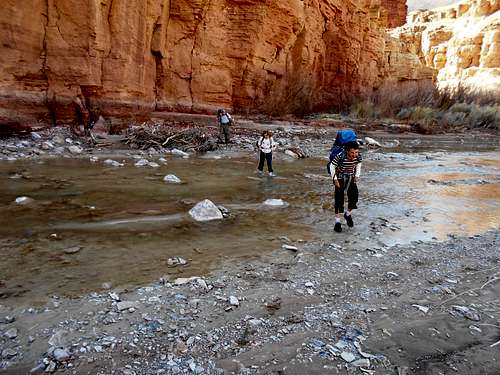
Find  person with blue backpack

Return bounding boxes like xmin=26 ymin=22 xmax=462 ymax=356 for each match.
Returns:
xmin=327 ymin=130 xmax=363 ymax=233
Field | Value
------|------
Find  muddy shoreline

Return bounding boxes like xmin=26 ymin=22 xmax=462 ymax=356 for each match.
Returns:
xmin=1 ymin=121 xmax=499 ymax=374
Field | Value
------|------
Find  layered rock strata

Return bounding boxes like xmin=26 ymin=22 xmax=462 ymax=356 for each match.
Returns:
xmin=380 ymin=0 xmax=408 ymax=28
xmin=0 ymin=0 xmax=409 ymax=127
xmin=390 ymin=0 xmax=500 ymax=92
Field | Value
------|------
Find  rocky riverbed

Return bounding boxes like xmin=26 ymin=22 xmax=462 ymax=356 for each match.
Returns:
xmin=0 ymin=121 xmax=499 ymax=374
xmin=1 ymin=231 xmax=499 ymax=375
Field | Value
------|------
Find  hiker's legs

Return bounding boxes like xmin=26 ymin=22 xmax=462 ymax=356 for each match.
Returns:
xmin=346 ymin=181 xmax=358 ymax=213
xmin=218 ymin=124 xmax=226 ymax=142
xmin=343 ymin=180 xmax=357 ymax=228
xmin=334 ymin=180 xmax=345 ymax=233
xmin=258 ymin=151 xmax=266 ymax=171
xmin=265 ymin=152 xmax=273 ymax=173
xmin=334 ymin=179 xmax=345 ymax=215
xmin=223 ymin=124 xmax=230 ymax=144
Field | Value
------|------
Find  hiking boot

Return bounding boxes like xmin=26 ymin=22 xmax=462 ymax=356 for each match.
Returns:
xmin=344 ymin=212 xmax=354 ymax=227
xmin=334 ymin=222 xmax=342 ymax=233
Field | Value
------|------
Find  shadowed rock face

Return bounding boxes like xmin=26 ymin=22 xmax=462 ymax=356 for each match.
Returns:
xmin=0 ymin=0 xmax=408 ymax=127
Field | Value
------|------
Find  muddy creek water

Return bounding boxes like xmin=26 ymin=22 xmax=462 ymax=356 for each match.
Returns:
xmin=0 ymin=146 xmax=499 ymax=306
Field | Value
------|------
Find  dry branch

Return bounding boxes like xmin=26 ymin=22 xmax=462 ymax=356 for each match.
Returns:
xmin=123 ymin=122 xmax=219 ymax=152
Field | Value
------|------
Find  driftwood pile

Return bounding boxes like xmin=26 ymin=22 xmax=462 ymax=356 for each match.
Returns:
xmin=123 ymin=122 xmax=219 ymax=152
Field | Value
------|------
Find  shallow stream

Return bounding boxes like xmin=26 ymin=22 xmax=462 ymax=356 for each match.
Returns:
xmin=0 ymin=142 xmax=499 ymax=305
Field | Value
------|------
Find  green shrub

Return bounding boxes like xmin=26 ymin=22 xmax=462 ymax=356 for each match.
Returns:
xmin=350 ymin=101 xmax=380 ymax=119
xmin=443 ymin=111 xmax=467 ymax=127
xmin=467 ymin=105 xmax=499 ymax=129
xmin=449 ymin=102 xmax=473 ymax=114
xmin=396 ymin=108 xmax=412 ymax=120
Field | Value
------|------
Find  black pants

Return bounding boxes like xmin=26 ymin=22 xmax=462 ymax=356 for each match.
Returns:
xmin=258 ymin=151 xmax=273 ymax=172
xmin=220 ymin=124 xmax=230 ymax=144
xmin=334 ymin=176 xmax=358 ymax=214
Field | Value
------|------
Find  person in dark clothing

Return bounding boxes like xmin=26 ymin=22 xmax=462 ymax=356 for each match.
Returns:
xmin=217 ymin=109 xmax=233 ymax=144
xmin=328 ymin=141 xmax=363 ymax=233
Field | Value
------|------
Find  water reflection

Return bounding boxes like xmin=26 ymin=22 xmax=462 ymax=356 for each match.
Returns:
xmin=0 ymin=150 xmax=498 ymax=304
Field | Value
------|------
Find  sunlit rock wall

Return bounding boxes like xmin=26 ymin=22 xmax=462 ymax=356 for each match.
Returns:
xmin=390 ymin=0 xmax=500 ymax=92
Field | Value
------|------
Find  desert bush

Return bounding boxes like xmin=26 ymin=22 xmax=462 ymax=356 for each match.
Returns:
xmin=343 ymin=80 xmax=499 ymax=131
xmin=442 ymin=111 xmax=467 ymax=127
xmin=467 ymin=105 xmax=499 ymax=129
xmin=439 ymin=84 xmax=499 ymax=108
xmin=439 ymin=103 xmax=499 ymax=129
xmin=396 ymin=108 xmax=412 ymax=120
xmin=408 ymin=106 xmax=438 ymax=122
xmin=449 ymin=102 xmax=473 ymax=114
xmin=350 ymin=100 xmax=380 ymax=119
xmin=370 ymin=80 xmax=439 ymax=118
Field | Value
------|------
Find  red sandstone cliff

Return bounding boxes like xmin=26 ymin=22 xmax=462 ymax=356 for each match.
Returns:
xmin=380 ymin=0 xmax=408 ymax=28
xmin=0 ymin=0 xmax=408 ymax=127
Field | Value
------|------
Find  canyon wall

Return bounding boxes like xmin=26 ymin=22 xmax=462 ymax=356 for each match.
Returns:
xmin=0 ymin=0 xmax=409 ymax=127
xmin=390 ymin=0 xmax=500 ymax=92
xmin=380 ymin=0 xmax=408 ymax=28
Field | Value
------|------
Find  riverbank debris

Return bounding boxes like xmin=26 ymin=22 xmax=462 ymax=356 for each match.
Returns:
xmin=123 ymin=123 xmax=218 ymax=152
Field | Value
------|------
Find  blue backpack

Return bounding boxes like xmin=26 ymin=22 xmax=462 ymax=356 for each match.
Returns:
xmin=326 ymin=129 xmax=357 ymax=175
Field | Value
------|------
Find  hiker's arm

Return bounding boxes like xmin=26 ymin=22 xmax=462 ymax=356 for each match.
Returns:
xmin=329 ymin=161 xmax=340 ymax=184
xmin=333 ymin=170 xmax=340 ymax=188
xmin=354 ymin=163 xmax=362 ymax=182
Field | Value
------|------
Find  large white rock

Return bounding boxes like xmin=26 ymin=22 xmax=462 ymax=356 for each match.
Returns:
xmin=134 ymin=158 xmax=149 ymax=167
xmin=171 ymin=149 xmax=189 ymax=158
xmin=15 ymin=196 xmax=34 ymax=205
xmin=104 ymin=159 xmax=123 ymax=167
xmin=31 ymin=132 xmax=42 ymax=141
xmin=189 ymin=200 xmax=223 ymax=222
xmin=174 ymin=276 xmax=200 ymax=286
xmin=163 ymin=174 xmax=182 ymax=184
xmin=67 ymin=145 xmax=83 ymax=154
xmin=263 ymin=199 xmax=287 ymax=207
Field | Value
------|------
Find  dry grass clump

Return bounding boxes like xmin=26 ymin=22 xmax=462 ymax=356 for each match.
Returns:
xmin=348 ymin=81 xmax=499 ymax=132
